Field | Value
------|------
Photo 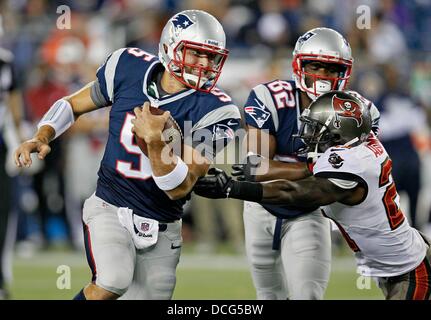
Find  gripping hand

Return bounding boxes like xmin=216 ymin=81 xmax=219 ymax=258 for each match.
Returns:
xmin=231 ymin=154 xmax=263 ymax=182
xmin=193 ymin=168 xmax=233 ymax=199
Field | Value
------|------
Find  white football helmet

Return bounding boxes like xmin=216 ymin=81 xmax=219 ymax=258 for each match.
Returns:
xmin=292 ymin=27 xmax=353 ymax=100
xmin=159 ymin=10 xmax=229 ymax=92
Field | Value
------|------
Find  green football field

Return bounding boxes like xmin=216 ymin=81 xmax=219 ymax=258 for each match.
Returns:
xmin=9 ymin=244 xmax=383 ymax=300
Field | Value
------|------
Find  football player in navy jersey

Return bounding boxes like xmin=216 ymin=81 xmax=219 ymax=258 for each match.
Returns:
xmin=225 ymin=28 xmax=381 ymax=299
xmin=14 ymin=10 xmax=241 ymax=300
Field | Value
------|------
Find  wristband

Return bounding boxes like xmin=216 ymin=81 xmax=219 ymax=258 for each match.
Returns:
xmin=152 ymin=156 xmax=189 ymax=191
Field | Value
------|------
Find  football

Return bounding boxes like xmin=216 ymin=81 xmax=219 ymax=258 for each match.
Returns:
xmin=134 ymin=106 xmax=183 ymax=156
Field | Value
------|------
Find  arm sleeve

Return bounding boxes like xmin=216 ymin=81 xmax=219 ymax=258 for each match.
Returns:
xmin=90 ymin=80 xmax=109 ymax=108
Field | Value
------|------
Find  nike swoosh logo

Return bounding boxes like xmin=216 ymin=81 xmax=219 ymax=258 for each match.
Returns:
xmin=227 ymin=120 xmax=238 ymax=126
xmin=171 ymin=244 xmax=182 ymax=249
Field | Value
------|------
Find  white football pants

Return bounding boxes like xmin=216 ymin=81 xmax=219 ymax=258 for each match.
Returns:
xmin=243 ymin=201 xmax=331 ymax=300
xmin=82 ymin=193 xmax=182 ymax=299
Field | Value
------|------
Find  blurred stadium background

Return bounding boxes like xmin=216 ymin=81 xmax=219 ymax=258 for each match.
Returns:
xmin=0 ymin=0 xmax=430 ymax=299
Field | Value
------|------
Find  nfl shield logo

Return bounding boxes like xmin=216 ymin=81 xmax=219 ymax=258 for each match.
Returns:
xmin=141 ymin=222 xmax=150 ymax=232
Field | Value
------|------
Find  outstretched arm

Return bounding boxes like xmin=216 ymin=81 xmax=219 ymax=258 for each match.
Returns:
xmin=260 ymin=176 xmax=354 ymax=208
xmin=14 ymin=81 xmax=106 ymax=167
xmin=194 ymin=169 xmax=366 ymax=209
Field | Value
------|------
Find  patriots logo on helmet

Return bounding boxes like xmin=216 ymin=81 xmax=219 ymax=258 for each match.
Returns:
xmin=332 ymin=95 xmax=363 ymax=128
xmin=213 ymin=123 xmax=235 ymax=141
xmin=342 ymin=36 xmax=350 ymax=48
xmin=244 ymin=99 xmax=271 ymax=128
xmin=297 ymin=31 xmax=315 ymax=44
xmin=171 ymin=14 xmax=194 ymax=31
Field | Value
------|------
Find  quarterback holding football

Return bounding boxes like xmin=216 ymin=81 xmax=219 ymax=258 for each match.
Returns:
xmin=14 ymin=10 xmax=241 ymax=300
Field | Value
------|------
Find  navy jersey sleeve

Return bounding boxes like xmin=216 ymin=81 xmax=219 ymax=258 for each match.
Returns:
xmin=243 ymin=84 xmax=277 ymax=135
xmin=188 ymin=90 xmax=241 ymax=161
xmin=96 ymin=47 xmax=157 ymax=106
xmin=96 ymin=49 xmax=123 ymax=104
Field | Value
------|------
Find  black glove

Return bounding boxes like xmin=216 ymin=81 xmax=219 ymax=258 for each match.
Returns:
xmin=231 ymin=154 xmax=263 ymax=182
xmin=193 ymin=168 xmax=234 ymax=199
xmin=194 ymin=167 xmax=264 ymax=201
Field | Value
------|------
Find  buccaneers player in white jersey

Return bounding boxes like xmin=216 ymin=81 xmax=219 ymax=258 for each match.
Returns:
xmin=194 ymin=91 xmax=431 ymax=300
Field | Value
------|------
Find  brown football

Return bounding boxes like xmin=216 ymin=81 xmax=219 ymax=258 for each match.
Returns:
xmin=133 ymin=106 xmax=183 ymax=156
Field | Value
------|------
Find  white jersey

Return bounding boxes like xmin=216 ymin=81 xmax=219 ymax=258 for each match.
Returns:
xmin=313 ymin=133 xmax=427 ymax=277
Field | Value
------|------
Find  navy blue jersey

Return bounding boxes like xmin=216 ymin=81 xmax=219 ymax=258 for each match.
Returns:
xmin=244 ymin=79 xmax=380 ymax=219
xmin=94 ymin=47 xmax=241 ymax=222
xmin=244 ymin=80 xmax=306 ymax=163
xmin=244 ymin=80 xmax=308 ymax=218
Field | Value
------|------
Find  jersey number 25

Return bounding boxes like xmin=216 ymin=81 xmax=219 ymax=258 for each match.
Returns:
xmin=379 ymin=157 xmax=405 ymax=230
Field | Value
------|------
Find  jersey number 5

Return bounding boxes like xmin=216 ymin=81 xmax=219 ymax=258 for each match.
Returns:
xmin=379 ymin=157 xmax=405 ymax=230
xmin=116 ymin=113 xmax=152 ymax=180
xmin=127 ymin=48 xmax=155 ymax=61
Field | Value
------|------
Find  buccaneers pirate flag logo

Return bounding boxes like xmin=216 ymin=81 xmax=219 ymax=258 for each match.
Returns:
xmin=332 ymin=95 xmax=363 ymax=129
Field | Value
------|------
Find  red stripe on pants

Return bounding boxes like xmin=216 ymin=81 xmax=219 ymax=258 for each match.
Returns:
xmin=413 ymin=261 xmax=429 ymax=300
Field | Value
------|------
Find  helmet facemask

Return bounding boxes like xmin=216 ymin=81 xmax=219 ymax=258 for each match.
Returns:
xmin=159 ymin=10 xmax=229 ymax=93
xmin=293 ymin=54 xmax=352 ymax=100
xmin=295 ymin=93 xmax=370 ymax=163
xmin=294 ymin=108 xmax=342 ymax=164
xmin=165 ymin=40 xmax=228 ymax=92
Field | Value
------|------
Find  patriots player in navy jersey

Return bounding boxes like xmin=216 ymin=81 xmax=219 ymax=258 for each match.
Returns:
xmin=224 ymin=28 xmax=380 ymax=299
xmin=14 ymin=10 xmax=240 ymax=300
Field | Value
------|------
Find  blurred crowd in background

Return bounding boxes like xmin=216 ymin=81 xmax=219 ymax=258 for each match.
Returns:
xmin=0 ymin=0 xmax=430 ymax=263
